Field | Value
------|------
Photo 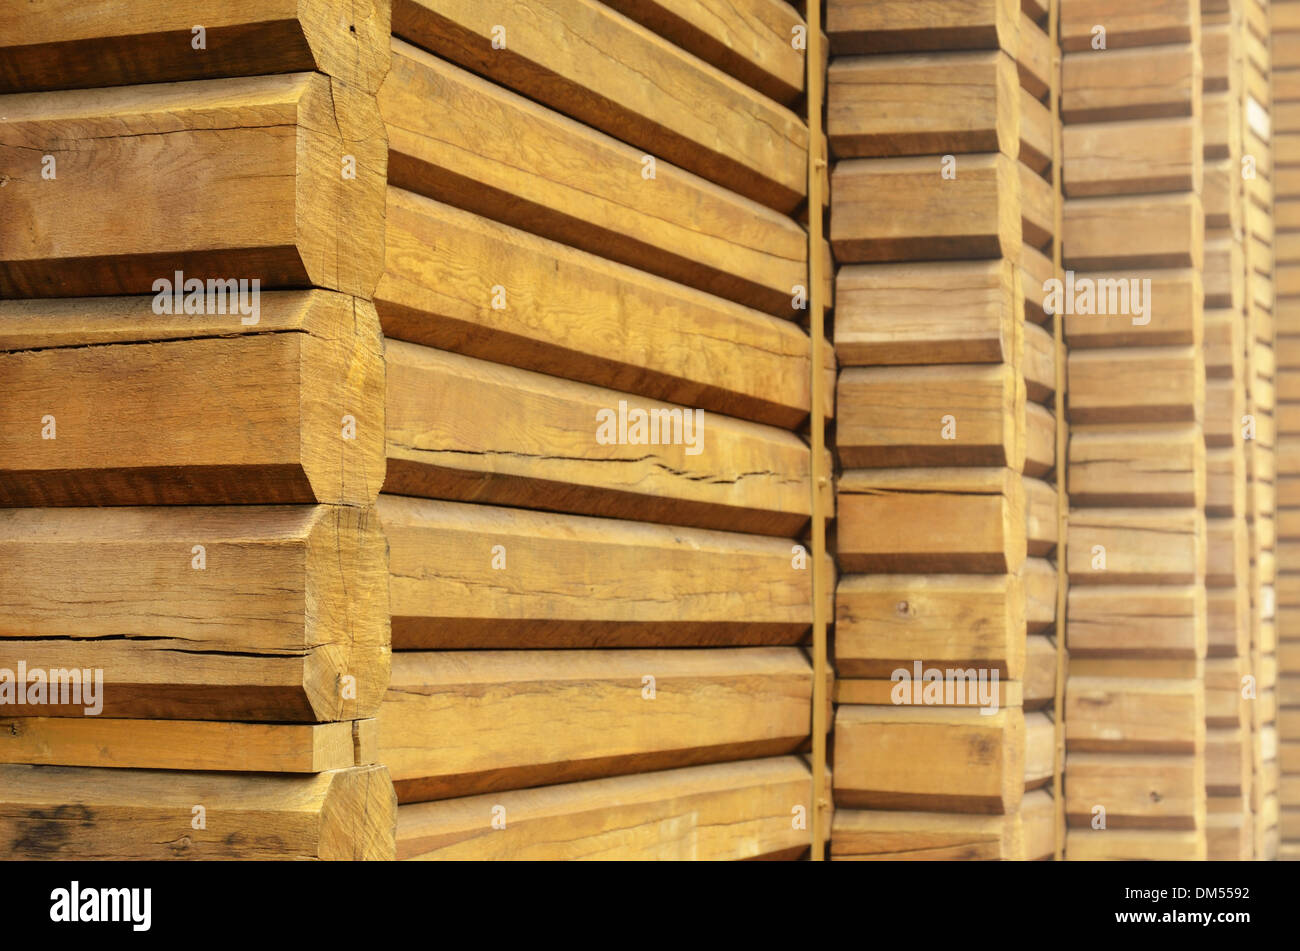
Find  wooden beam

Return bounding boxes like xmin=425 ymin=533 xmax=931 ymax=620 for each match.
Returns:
xmin=0 ymin=505 xmax=389 ymax=721
xmin=599 ymin=0 xmax=809 ymax=105
xmin=827 ymin=51 xmax=1020 ymax=159
xmin=831 ymin=154 xmax=1023 ymax=263
xmin=835 ymin=260 xmax=1021 ymax=367
xmin=383 ymin=340 xmax=812 ymax=536
xmin=831 ymin=807 xmax=1022 ymax=859
xmin=0 ymin=764 xmax=395 ymax=859
xmin=0 ymin=292 xmax=384 ymax=506
xmin=834 ymin=705 xmax=1026 ymax=813
xmin=0 ymin=718 xmax=363 ymax=773
xmin=837 ymin=364 xmax=1025 ymax=468
xmin=0 ymin=73 xmax=386 ymax=298
xmin=390 ymin=0 xmax=807 ymax=212
xmin=380 ymin=494 xmax=814 ymax=649
xmin=379 ymin=648 xmax=813 ymax=803
xmin=827 ymin=0 xmax=1021 ymax=55
xmin=397 ymin=757 xmax=822 ymax=860
xmin=0 ymin=0 xmax=391 ymax=93
xmin=837 ymin=468 xmax=1027 ymax=573
xmin=835 ymin=574 xmax=1026 ymax=678
xmin=379 ymin=39 xmax=806 ymax=317
xmin=376 ymin=188 xmax=821 ymax=429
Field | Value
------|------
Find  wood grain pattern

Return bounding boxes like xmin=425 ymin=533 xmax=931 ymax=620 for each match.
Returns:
xmin=380 ymin=493 xmax=815 ymax=649
xmin=0 ymin=764 xmax=395 ymax=859
xmin=837 ymin=364 xmax=1025 ymax=468
xmin=379 ymin=39 xmax=806 ymax=317
xmin=375 ymin=188 xmax=821 ymax=428
xmin=380 ymin=648 xmax=813 ymax=803
xmin=838 ymin=468 xmax=1027 ymax=573
xmin=0 ymin=73 xmax=386 ymax=298
xmin=600 ymin=0 xmax=808 ymax=104
xmin=391 ymin=0 xmax=807 ymax=211
xmin=0 ymin=292 xmax=384 ymax=506
xmin=0 ymin=718 xmax=361 ymax=772
xmin=0 ymin=0 xmax=392 ymax=93
xmin=828 ymin=50 xmax=1020 ymax=159
xmin=835 ymin=574 xmax=1025 ymax=678
xmin=384 ymin=340 xmax=812 ymax=535
xmin=398 ymin=757 xmax=822 ymax=860
xmin=834 ymin=705 xmax=1026 ymax=814
xmin=832 ymin=154 xmax=1022 ymax=263
xmin=827 ymin=0 xmax=1020 ymax=55
xmin=835 ymin=260 xmax=1021 ymax=366
xmin=0 ymin=505 xmax=389 ymax=721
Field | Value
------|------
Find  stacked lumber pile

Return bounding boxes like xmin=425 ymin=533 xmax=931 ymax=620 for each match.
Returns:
xmin=1200 ymin=0 xmax=1255 ymax=861
xmin=826 ymin=0 xmax=1059 ymax=860
xmin=1273 ymin=0 xmax=1300 ymax=861
xmin=375 ymin=0 xmax=830 ymax=860
xmin=1241 ymin=0 xmax=1280 ymax=862
xmin=0 ymin=2 xmax=396 ymax=858
xmin=1060 ymin=0 xmax=1209 ymax=860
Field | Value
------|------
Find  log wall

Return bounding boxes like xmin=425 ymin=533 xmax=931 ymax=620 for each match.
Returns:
xmin=2 ymin=0 xmax=1291 ymax=862
xmin=826 ymin=0 xmax=1060 ymax=860
xmin=1273 ymin=0 xmax=1300 ymax=862
xmin=0 ymin=1 xmax=397 ymax=858
xmin=1061 ymin=0 xmax=1210 ymax=861
xmin=374 ymin=0 xmax=830 ymax=861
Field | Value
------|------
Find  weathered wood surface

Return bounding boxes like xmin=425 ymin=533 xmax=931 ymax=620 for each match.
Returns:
xmin=1066 ymin=752 xmax=1203 ymax=828
xmin=1067 ymin=828 xmax=1207 ymax=859
xmin=835 ymin=260 xmax=1020 ymax=367
xmin=827 ymin=0 xmax=1020 ymax=55
xmin=837 ymin=365 xmax=1024 ymax=468
xmin=1063 ymin=269 xmax=1201 ymax=349
xmin=1068 ymin=586 xmax=1206 ymax=658
xmin=379 ymin=39 xmax=806 ymax=317
xmin=0 ymin=73 xmax=386 ymax=298
xmin=390 ymin=0 xmax=808 ymax=211
xmin=837 ymin=468 xmax=1027 ymax=574
xmin=600 ymin=0 xmax=809 ymax=104
xmin=1068 ymin=347 xmax=1205 ymax=423
xmin=376 ymin=188 xmax=826 ymax=429
xmin=1066 ymin=676 xmax=1205 ymax=753
xmin=1067 ymin=508 xmax=1206 ymax=585
xmin=380 ymin=494 xmax=817 ymax=649
xmin=835 ymin=574 xmax=1025 ymax=678
xmin=1064 ymin=194 xmax=1204 ymax=271
xmin=0 ymin=505 xmax=389 ymax=721
xmin=828 ymin=51 xmax=1020 ymax=158
xmin=0 ymin=764 xmax=395 ymax=859
xmin=0 ymin=0 xmax=392 ymax=93
xmin=1062 ymin=44 xmax=1199 ymax=122
xmin=1064 ymin=118 xmax=1201 ymax=197
xmin=398 ymin=757 xmax=822 ymax=860
xmin=384 ymin=340 xmax=813 ymax=535
xmin=831 ymin=154 xmax=1022 ymax=263
xmin=380 ymin=648 xmax=813 ymax=803
xmin=1068 ymin=425 xmax=1205 ymax=507
xmin=1061 ymin=1 xmax=1199 ymax=51
xmin=0 ymin=718 xmax=366 ymax=773
xmin=834 ymin=705 xmax=1026 ymax=814
xmin=0 ymin=292 xmax=384 ymax=506
xmin=831 ymin=807 xmax=1021 ymax=860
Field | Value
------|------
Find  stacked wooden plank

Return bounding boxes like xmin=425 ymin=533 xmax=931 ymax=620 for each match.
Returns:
xmin=375 ymin=0 xmax=830 ymax=860
xmin=0 ymin=1 xmax=396 ymax=858
xmin=1200 ymin=0 xmax=1255 ymax=861
xmin=1241 ymin=0 xmax=1280 ymax=862
xmin=1273 ymin=0 xmax=1300 ymax=862
xmin=1061 ymin=0 xmax=1210 ymax=860
xmin=827 ymin=0 xmax=1059 ymax=859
